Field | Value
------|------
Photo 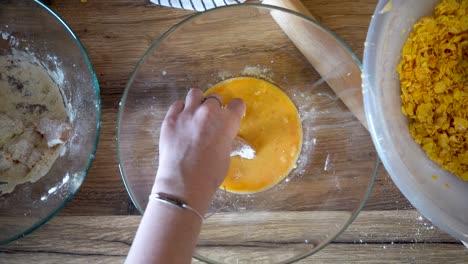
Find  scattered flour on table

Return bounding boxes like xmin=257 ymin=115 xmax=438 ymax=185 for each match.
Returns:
xmin=0 ymin=54 xmax=71 ymax=194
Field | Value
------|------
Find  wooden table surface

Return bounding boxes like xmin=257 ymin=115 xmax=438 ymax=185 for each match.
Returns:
xmin=1 ymin=0 xmax=467 ymax=263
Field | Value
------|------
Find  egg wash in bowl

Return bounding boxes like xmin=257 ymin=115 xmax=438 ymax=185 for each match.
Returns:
xmin=205 ymin=77 xmax=302 ymax=194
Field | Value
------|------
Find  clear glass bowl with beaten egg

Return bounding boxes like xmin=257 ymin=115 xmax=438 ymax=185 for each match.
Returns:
xmin=0 ymin=1 xmax=100 ymax=244
xmin=118 ymin=4 xmax=378 ymax=263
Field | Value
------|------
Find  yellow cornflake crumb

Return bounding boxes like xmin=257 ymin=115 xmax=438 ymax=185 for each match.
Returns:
xmin=445 ymin=183 xmax=451 ymax=188
xmin=432 ymin=175 xmax=439 ymax=180
xmin=398 ymin=0 xmax=468 ymax=181
xmin=379 ymin=1 xmax=393 ymax=14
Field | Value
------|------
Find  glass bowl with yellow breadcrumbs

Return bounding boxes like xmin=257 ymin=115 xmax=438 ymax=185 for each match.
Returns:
xmin=363 ymin=0 xmax=468 ymax=242
xmin=118 ymin=4 xmax=378 ymax=263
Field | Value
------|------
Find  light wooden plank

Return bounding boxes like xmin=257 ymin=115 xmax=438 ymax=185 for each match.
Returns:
xmin=1 ymin=211 xmax=465 ymax=263
xmin=1 ymin=243 xmax=466 ymax=264
xmin=0 ymin=211 xmax=459 ymax=251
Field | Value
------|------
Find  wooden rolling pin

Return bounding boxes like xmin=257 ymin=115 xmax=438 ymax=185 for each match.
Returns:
xmin=263 ymin=0 xmax=368 ymax=130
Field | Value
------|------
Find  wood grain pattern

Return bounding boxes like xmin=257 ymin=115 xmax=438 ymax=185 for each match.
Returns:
xmin=36 ymin=0 xmax=412 ymax=217
xmin=0 ymin=211 xmax=466 ymax=263
xmin=50 ymin=0 xmax=195 ymax=216
xmin=265 ymin=0 xmax=368 ymax=129
xmin=4 ymin=0 xmax=464 ymax=262
xmin=1 ymin=244 xmax=466 ymax=264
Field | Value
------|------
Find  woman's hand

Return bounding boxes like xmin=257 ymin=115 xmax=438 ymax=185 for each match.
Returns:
xmin=152 ymin=88 xmax=245 ymax=215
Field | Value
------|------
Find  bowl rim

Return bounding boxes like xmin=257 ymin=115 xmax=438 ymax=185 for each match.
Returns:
xmin=362 ymin=1 xmax=468 ymax=242
xmin=117 ymin=3 xmax=378 ymax=263
xmin=0 ymin=0 xmax=101 ymax=245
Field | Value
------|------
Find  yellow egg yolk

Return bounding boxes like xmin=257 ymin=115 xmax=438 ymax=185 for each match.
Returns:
xmin=205 ymin=77 xmax=302 ymax=194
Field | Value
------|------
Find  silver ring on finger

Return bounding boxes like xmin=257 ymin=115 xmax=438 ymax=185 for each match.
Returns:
xmin=202 ymin=95 xmax=223 ymax=108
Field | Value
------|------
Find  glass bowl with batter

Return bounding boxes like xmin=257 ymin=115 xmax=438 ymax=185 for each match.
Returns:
xmin=118 ymin=4 xmax=377 ymax=263
xmin=0 ymin=1 xmax=100 ymax=244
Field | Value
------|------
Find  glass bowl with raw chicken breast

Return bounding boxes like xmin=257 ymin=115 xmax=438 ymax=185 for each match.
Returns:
xmin=0 ymin=1 xmax=100 ymax=244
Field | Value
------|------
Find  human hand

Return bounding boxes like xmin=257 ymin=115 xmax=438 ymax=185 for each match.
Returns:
xmin=152 ymin=88 xmax=245 ymax=215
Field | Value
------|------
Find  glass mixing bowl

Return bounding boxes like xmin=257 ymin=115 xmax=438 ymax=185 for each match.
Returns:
xmin=0 ymin=1 xmax=100 ymax=244
xmin=118 ymin=4 xmax=377 ymax=263
xmin=363 ymin=0 xmax=468 ymax=242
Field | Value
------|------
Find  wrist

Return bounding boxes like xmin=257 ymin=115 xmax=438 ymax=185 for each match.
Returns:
xmin=152 ymin=174 xmax=212 ymax=215
xmin=147 ymin=194 xmax=204 ymax=223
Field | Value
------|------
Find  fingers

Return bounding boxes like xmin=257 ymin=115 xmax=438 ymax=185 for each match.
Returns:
xmin=201 ymin=93 xmax=223 ymax=111
xmin=226 ymin=98 xmax=246 ymax=120
xmin=164 ymin=100 xmax=184 ymax=121
xmin=225 ymin=98 xmax=246 ymax=138
xmin=184 ymin=88 xmax=204 ymax=113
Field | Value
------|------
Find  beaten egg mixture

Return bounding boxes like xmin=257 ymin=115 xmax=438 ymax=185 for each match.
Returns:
xmin=205 ymin=77 xmax=302 ymax=193
xmin=398 ymin=0 xmax=468 ymax=181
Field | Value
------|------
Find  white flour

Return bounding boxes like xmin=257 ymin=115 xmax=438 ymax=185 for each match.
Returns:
xmin=0 ymin=54 xmax=70 ymax=194
xmin=230 ymin=137 xmax=256 ymax=160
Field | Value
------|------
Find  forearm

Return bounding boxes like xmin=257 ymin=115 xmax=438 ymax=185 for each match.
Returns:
xmin=125 ymin=89 xmax=244 ymax=263
xmin=125 ymin=199 xmax=202 ymax=264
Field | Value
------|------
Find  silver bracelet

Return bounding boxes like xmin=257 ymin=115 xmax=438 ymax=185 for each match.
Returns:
xmin=149 ymin=193 xmax=204 ymax=221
